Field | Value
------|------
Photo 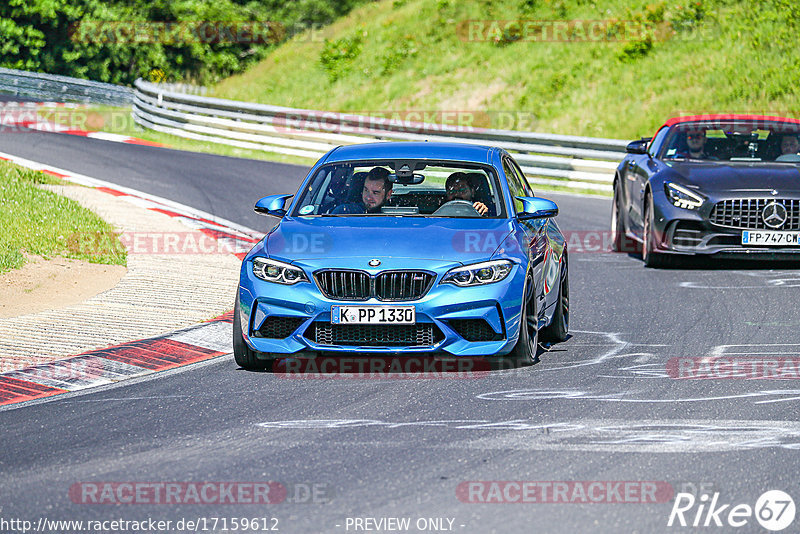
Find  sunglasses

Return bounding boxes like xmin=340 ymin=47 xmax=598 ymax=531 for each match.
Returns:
xmin=447 ymin=187 xmax=470 ymax=194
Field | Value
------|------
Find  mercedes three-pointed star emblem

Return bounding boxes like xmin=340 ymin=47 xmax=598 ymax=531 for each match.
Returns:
xmin=762 ymin=201 xmax=788 ymax=229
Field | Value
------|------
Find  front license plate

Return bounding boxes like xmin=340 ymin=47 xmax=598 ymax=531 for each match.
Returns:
xmin=742 ymin=231 xmax=800 ymax=246
xmin=331 ymin=305 xmax=415 ymax=324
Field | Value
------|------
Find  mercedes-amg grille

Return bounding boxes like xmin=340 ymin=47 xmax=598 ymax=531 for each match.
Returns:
xmin=305 ymin=322 xmax=443 ymax=347
xmin=709 ymin=199 xmax=800 ymax=230
xmin=315 ymin=270 xmax=435 ymax=301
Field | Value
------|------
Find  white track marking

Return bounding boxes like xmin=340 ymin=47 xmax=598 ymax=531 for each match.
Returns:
xmin=254 ymin=418 xmax=800 ymax=452
xmin=476 ymin=388 xmax=800 ymax=405
xmin=542 ymin=330 xmax=667 ymax=372
xmin=710 ymin=344 xmax=800 ymax=356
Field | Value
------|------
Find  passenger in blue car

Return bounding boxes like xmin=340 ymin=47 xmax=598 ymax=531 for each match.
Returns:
xmin=331 ymin=167 xmax=393 ymax=214
xmin=444 ymin=172 xmax=489 ymax=216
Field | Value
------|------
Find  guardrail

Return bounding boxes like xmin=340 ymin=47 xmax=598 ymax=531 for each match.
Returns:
xmin=0 ymin=67 xmax=133 ymax=107
xmin=133 ymin=79 xmax=624 ymax=192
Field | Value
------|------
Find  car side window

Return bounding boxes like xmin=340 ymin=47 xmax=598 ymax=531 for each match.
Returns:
xmin=510 ymin=159 xmax=534 ymax=196
xmin=648 ymin=126 xmax=669 ymax=158
xmin=503 ymin=157 xmax=527 ymax=213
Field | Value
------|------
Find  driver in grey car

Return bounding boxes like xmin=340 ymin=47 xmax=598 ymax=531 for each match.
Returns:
xmin=444 ymin=172 xmax=488 ymax=216
xmin=780 ymin=134 xmax=800 ymax=156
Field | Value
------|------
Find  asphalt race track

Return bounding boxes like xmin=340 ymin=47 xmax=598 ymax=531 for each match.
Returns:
xmin=2 ymin=130 xmax=800 ymax=533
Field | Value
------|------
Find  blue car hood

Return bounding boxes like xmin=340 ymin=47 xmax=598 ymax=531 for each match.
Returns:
xmin=266 ymin=217 xmax=514 ymax=266
xmin=665 ymin=161 xmax=800 ymax=193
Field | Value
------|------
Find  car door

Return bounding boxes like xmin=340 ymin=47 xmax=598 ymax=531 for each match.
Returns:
xmin=503 ymin=156 xmax=553 ymax=316
xmin=623 ymin=149 xmax=651 ymax=234
xmin=626 ymin=127 xmax=668 ymax=235
xmin=513 ymin=158 xmax=564 ymax=313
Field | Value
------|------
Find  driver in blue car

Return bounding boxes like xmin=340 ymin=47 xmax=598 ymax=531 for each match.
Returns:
xmin=331 ymin=167 xmax=393 ymax=214
xmin=444 ymin=172 xmax=488 ymax=216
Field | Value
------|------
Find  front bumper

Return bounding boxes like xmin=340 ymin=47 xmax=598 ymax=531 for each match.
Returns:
xmin=236 ymin=265 xmax=526 ymax=358
xmin=651 ymin=192 xmax=800 ymax=259
xmin=659 ymin=220 xmax=800 ymax=259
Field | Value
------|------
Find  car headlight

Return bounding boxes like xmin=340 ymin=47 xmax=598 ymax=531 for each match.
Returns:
xmin=252 ymin=257 xmax=308 ymax=285
xmin=441 ymin=260 xmax=513 ymax=287
xmin=665 ymin=182 xmax=704 ymax=210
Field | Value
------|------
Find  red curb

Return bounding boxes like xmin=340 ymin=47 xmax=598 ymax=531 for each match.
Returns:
xmin=199 ymin=227 xmax=260 ymax=244
xmin=0 ymin=377 xmax=67 ymax=406
xmin=124 ymin=138 xmax=166 ymax=147
xmin=148 ymin=207 xmax=221 ymax=228
xmin=41 ymin=169 xmax=69 ymax=179
xmin=209 ymin=310 xmax=235 ymax=323
xmin=94 ymin=186 xmax=127 ymax=196
xmin=0 ymin=316 xmax=232 ymax=408
xmin=99 ymin=339 xmax=221 ymax=371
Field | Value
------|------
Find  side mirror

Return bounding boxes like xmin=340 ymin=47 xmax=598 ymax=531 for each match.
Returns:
xmin=516 ymin=197 xmax=558 ymax=220
xmin=254 ymin=194 xmax=292 ymax=217
xmin=626 ymin=139 xmax=649 ymax=154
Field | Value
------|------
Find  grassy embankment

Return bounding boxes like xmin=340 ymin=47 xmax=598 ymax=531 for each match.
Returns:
xmin=213 ymin=0 xmax=800 ymax=138
xmin=44 ymin=0 xmax=800 ymax=194
xmin=0 ymin=161 xmax=126 ymax=274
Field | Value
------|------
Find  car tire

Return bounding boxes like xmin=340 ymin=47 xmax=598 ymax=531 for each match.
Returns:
xmin=611 ymin=181 xmax=626 ymax=252
xmin=233 ymin=295 xmax=271 ymax=371
xmin=506 ymin=275 xmax=539 ymax=367
xmin=642 ymin=196 xmax=674 ymax=268
xmin=540 ymin=252 xmax=569 ymax=343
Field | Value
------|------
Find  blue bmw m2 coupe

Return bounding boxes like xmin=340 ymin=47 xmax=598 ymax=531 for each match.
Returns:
xmin=234 ymin=142 xmax=568 ymax=369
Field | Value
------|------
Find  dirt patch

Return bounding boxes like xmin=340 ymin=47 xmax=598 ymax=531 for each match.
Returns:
xmin=0 ymin=255 xmax=126 ymax=318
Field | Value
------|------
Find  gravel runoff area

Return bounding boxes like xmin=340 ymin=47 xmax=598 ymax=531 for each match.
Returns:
xmin=0 ymin=184 xmax=242 ymax=372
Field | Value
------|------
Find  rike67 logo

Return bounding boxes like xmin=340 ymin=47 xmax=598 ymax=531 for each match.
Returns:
xmin=668 ymin=490 xmax=795 ymax=531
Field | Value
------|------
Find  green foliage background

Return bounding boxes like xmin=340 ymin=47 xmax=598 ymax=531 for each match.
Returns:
xmin=0 ymin=0 xmax=371 ymax=85
xmin=213 ymin=0 xmax=800 ymax=139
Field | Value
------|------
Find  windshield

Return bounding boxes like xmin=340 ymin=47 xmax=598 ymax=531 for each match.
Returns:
xmin=292 ymin=160 xmax=506 ymax=218
xmin=661 ymin=120 xmax=800 ymax=163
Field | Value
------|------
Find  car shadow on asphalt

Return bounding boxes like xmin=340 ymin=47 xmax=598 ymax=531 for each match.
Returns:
xmin=234 ymin=343 xmax=570 ymax=375
xmin=623 ymin=252 xmax=800 ymax=270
